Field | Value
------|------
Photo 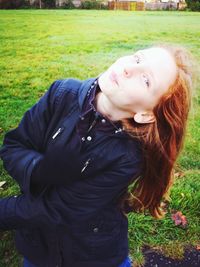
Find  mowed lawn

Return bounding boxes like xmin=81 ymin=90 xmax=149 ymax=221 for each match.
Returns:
xmin=0 ymin=9 xmax=200 ymax=266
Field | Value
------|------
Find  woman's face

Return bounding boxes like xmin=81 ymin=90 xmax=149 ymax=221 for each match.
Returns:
xmin=98 ymin=47 xmax=177 ymax=114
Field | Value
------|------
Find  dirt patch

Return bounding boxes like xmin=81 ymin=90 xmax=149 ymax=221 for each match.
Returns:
xmin=141 ymin=246 xmax=200 ymax=267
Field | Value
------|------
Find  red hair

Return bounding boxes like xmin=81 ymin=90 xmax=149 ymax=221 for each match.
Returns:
xmin=119 ymin=45 xmax=193 ymax=218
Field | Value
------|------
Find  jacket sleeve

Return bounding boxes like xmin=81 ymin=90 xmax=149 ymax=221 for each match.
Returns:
xmin=0 ymin=80 xmax=63 ymax=197
xmin=0 ymin=154 xmax=143 ymax=230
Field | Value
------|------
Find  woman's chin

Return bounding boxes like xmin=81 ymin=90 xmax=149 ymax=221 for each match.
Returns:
xmin=98 ymin=74 xmax=109 ymax=92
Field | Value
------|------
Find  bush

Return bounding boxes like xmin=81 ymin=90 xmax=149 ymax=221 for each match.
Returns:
xmin=100 ymin=2 xmax=108 ymax=9
xmin=43 ymin=0 xmax=56 ymax=8
xmin=185 ymin=0 xmax=200 ymax=11
xmin=0 ymin=0 xmax=28 ymax=9
xmin=81 ymin=0 xmax=108 ymax=10
xmin=63 ymin=0 xmax=75 ymax=9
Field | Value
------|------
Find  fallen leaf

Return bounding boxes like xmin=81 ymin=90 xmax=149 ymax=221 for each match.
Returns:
xmin=174 ymin=171 xmax=184 ymax=178
xmin=0 ymin=181 xmax=7 ymax=189
xmin=171 ymin=211 xmax=188 ymax=228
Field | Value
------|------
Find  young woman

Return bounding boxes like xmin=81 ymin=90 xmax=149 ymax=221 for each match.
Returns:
xmin=0 ymin=45 xmax=192 ymax=267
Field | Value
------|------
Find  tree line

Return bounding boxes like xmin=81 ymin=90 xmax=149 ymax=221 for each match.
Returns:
xmin=185 ymin=0 xmax=200 ymax=11
xmin=0 ymin=0 xmax=60 ymax=9
xmin=0 ymin=0 xmax=200 ymax=11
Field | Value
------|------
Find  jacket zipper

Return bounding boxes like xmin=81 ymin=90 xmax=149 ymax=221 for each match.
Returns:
xmin=52 ymin=127 xmax=64 ymax=140
xmin=81 ymin=158 xmax=91 ymax=173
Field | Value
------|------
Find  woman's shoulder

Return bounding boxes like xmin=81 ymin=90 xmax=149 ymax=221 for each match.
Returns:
xmin=93 ymin=135 xmax=144 ymax=171
xmin=54 ymin=77 xmax=96 ymax=94
xmin=54 ymin=77 xmax=83 ymax=97
xmin=52 ymin=77 xmax=96 ymax=108
xmin=119 ymin=137 xmax=144 ymax=167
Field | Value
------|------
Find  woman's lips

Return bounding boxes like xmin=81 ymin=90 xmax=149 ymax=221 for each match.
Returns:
xmin=109 ymin=71 xmax=118 ymax=85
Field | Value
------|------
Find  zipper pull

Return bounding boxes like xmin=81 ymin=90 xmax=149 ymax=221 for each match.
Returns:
xmin=114 ymin=128 xmax=123 ymax=134
xmin=87 ymin=112 xmax=101 ymax=134
xmin=52 ymin=127 xmax=64 ymax=139
xmin=81 ymin=158 xmax=91 ymax=173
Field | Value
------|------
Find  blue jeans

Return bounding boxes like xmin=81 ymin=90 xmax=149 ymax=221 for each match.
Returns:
xmin=23 ymin=256 xmax=132 ymax=267
xmin=23 ymin=258 xmax=38 ymax=267
xmin=119 ymin=256 xmax=132 ymax=267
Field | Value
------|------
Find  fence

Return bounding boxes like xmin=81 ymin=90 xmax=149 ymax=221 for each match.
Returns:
xmin=108 ymin=1 xmax=145 ymax=11
xmin=108 ymin=1 xmax=182 ymax=11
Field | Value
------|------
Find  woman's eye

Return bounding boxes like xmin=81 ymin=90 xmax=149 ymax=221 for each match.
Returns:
xmin=143 ymin=75 xmax=150 ymax=87
xmin=134 ymin=55 xmax=140 ymax=64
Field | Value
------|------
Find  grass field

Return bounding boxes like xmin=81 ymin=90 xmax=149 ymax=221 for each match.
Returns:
xmin=0 ymin=10 xmax=200 ymax=267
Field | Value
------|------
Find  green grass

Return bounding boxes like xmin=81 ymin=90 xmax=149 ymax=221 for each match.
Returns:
xmin=0 ymin=10 xmax=200 ymax=267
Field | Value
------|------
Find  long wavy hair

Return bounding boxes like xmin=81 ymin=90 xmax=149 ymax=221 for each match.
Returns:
xmin=118 ymin=44 xmax=193 ymax=218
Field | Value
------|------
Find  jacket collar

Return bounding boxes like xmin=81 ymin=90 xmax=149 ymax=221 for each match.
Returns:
xmin=77 ymin=75 xmax=131 ymax=140
xmin=78 ymin=73 xmax=103 ymax=111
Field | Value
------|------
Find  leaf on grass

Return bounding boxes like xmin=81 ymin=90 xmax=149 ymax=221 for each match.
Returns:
xmin=0 ymin=181 xmax=7 ymax=189
xmin=160 ymin=200 xmax=169 ymax=212
xmin=196 ymin=245 xmax=200 ymax=251
xmin=174 ymin=171 xmax=184 ymax=178
xmin=171 ymin=211 xmax=188 ymax=228
xmin=180 ymin=193 xmax=185 ymax=198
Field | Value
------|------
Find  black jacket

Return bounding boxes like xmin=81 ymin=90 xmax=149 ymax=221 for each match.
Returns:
xmin=0 ymin=77 xmax=143 ymax=267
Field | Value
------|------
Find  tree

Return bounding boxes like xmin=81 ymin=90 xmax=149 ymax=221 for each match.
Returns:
xmin=185 ymin=0 xmax=200 ymax=11
xmin=42 ymin=0 xmax=56 ymax=8
xmin=0 ymin=0 xmax=28 ymax=8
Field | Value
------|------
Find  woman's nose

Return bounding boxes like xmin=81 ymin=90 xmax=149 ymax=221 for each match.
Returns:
xmin=123 ymin=65 xmax=135 ymax=78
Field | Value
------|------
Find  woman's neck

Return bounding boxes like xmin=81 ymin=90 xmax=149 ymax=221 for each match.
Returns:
xmin=95 ymin=92 xmax=133 ymax=122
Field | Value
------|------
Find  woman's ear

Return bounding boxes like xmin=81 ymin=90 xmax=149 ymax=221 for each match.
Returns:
xmin=133 ymin=111 xmax=155 ymax=124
